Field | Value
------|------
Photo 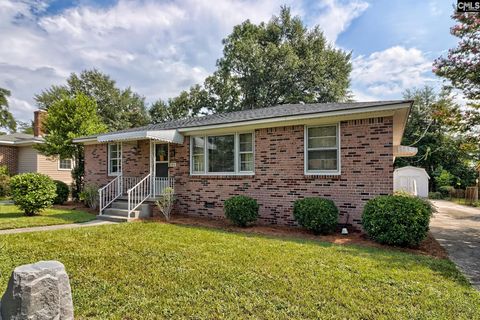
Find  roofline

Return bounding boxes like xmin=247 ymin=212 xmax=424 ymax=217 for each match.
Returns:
xmin=178 ymin=101 xmax=412 ymax=132
xmin=73 ymin=100 xmax=413 ymax=143
xmin=0 ymin=140 xmax=44 ymax=146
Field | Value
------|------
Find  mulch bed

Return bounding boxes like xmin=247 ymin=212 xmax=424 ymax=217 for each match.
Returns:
xmin=149 ymin=214 xmax=448 ymax=259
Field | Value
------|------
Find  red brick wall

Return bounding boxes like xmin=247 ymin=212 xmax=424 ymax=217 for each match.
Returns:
xmin=84 ymin=116 xmax=394 ymax=228
xmin=169 ymin=116 xmax=394 ymax=228
xmin=0 ymin=146 xmax=18 ymax=174
xmin=84 ymin=140 xmax=150 ymax=187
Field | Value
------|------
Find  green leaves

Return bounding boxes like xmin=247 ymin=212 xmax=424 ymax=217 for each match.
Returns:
xmin=0 ymin=87 xmax=17 ymax=132
xmin=224 ymin=195 xmax=259 ymax=227
xmin=293 ymin=197 xmax=339 ymax=235
xmin=10 ymin=173 xmax=57 ymax=216
xmin=35 ymin=69 xmax=150 ymax=131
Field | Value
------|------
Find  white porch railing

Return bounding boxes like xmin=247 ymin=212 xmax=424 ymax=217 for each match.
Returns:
xmin=98 ymin=174 xmax=123 ymax=215
xmin=153 ymin=177 xmax=175 ymax=196
xmin=127 ymin=174 xmax=152 ymax=219
xmin=98 ymin=175 xmax=175 ymax=217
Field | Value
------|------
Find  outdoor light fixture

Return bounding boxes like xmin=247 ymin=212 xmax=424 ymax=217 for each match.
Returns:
xmin=341 ymin=213 xmax=350 ymax=235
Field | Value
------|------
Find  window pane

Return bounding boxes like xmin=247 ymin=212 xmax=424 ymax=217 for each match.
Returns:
xmin=193 ymin=137 xmax=205 ymax=155
xmin=240 ymin=153 xmax=253 ymax=172
xmin=60 ymin=159 xmax=71 ymax=169
xmin=155 ymin=144 xmax=168 ymax=161
xmin=192 ymin=155 xmax=204 ymax=172
xmin=308 ymin=126 xmax=336 ymax=137
xmin=239 ymin=133 xmax=253 ymax=152
xmin=208 ymin=135 xmax=234 ymax=172
xmin=308 ymin=136 xmax=337 ymax=148
xmin=308 ymin=150 xmax=338 ymax=171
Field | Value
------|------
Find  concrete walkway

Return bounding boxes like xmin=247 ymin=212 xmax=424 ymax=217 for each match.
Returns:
xmin=430 ymin=200 xmax=480 ymax=290
xmin=0 ymin=220 xmax=116 ymax=235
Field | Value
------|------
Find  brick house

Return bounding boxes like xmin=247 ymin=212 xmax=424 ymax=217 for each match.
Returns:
xmin=74 ymin=101 xmax=417 ymax=227
xmin=0 ymin=110 xmax=73 ymax=184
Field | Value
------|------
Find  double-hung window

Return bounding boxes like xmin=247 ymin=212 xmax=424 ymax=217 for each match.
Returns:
xmin=191 ymin=132 xmax=254 ymax=175
xmin=305 ymin=124 xmax=340 ymax=175
xmin=58 ymin=158 xmax=72 ymax=170
xmin=108 ymin=143 xmax=122 ymax=176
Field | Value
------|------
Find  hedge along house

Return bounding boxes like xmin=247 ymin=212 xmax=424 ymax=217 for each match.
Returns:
xmin=74 ymin=101 xmax=417 ymax=227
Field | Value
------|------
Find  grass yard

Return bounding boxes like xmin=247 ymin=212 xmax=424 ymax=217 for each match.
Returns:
xmin=0 ymin=204 xmax=95 ymax=230
xmin=0 ymin=223 xmax=479 ymax=319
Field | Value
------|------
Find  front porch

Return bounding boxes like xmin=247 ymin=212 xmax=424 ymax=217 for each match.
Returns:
xmin=96 ymin=131 xmax=182 ymax=221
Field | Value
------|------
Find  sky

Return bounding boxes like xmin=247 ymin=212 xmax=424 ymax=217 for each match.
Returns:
xmin=0 ymin=0 xmax=459 ymax=123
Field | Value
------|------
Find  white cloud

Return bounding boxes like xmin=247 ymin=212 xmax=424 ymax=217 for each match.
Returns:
xmin=0 ymin=0 xmax=368 ymax=123
xmin=311 ymin=0 xmax=369 ymax=43
xmin=351 ymin=46 xmax=434 ymax=99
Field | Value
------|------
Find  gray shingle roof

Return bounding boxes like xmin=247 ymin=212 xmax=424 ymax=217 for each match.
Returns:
xmin=78 ymin=100 xmax=411 ymax=140
xmin=0 ymin=132 xmax=44 ymax=144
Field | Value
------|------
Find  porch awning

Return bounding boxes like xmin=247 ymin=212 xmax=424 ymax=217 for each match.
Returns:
xmin=98 ymin=129 xmax=184 ymax=144
xmin=393 ymin=145 xmax=418 ymax=157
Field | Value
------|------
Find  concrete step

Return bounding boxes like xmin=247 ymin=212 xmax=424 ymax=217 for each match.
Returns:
xmin=103 ymin=208 xmax=140 ymax=218
xmin=97 ymin=214 xmax=130 ymax=223
xmin=109 ymin=200 xmax=152 ymax=218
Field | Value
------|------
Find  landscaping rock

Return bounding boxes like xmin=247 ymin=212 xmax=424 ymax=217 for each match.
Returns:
xmin=0 ymin=261 xmax=74 ymax=320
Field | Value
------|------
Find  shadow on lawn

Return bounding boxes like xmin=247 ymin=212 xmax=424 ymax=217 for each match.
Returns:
xmin=156 ymin=222 xmax=473 ymax=289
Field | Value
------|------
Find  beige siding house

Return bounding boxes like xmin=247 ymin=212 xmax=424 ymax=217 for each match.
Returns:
xmin=0 ymin=111 xmax=73 ymax=184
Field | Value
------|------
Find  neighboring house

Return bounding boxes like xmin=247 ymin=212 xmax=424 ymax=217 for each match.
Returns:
xmin=0 ymin=111 xmax=73 ymax=185
xmin=74 ymin=100 xmax=417 ymax=227
xmin=394 ymin=166 xmax=430 ymax=198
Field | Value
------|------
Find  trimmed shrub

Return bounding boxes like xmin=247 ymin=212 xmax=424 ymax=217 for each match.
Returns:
xmin=53 ymin=180 xmax=69 ymax=205
xmin=79 ymin=184 xmax=99 ymax=209
xmin=362 ymin=194 xmax=433 ymax=247
xmin=0 ymin=165 xmax=10 ymax=197
xmin=293 ymin=197 xmax=338 ymax=235
xmin=10 ymin=173 xmax=56 ymax=216
xmin=224 ymin=195 xmax=259 ymax=227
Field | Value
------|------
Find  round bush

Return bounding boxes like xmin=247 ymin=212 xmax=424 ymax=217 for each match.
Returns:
xmin=293 ymin=197 xmax=338 ymax=235
xmin=224 ymin=195 xmax=259 ymax=227
xmin=362 ymin=194 xmax=433 ymax=247
xmin=10 ymin=173 xmax=56 ymax=216
xmin=53 ymin=180 xmax=69 ymax=204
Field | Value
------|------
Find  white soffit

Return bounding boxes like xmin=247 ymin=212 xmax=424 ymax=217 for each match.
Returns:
xmin=97 ymin=130 xmax=184 ymax=144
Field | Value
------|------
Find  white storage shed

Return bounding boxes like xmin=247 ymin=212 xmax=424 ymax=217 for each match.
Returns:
xmin=393 ymin=166 xmax=430 ymax=198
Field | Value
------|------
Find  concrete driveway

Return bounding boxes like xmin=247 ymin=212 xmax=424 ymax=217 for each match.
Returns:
xmin=430 ymin=200 xmax=480 ymax=290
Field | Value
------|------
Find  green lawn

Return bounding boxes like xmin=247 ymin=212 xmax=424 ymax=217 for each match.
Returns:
xmin=0 ymin=205 xmax=95 ymax=230
xmin=0 ymin=223 xmax=478 ymax=319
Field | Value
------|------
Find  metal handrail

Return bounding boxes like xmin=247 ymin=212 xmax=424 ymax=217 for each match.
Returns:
xmin=98 ymin=174 xmax=123 ymax=215
xmin=127 ymin=173 xmax=152 ymax=219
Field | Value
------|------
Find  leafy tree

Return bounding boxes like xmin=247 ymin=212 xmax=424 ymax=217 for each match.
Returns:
xmin=162 ymin=7 xmax=351 ymax=118
xmin=35 ymin=69 xmax=150 ymax=130
xmin=395 ymin=86 xmax=478 ymax=189
xmin=35 ymin=93 xmax=107 ymax=199
xmin=434 ymin=168 xmax=455 ymax=188
xmin=0 ymin=88 xmax=17 ymax=132
xmin=433 ymin=12 xmax=480 ymax=100
xmin=17 ymin=121 xmax=34 ymax=134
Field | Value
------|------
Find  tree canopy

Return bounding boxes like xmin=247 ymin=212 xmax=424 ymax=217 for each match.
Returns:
xmin=35 ymin=69 xmax=150 ymax=131
xmin=395 ymin=86 xmax=478 ymax=189
xmin=433 ymin=12 xmax=480 ymax=101
xmin=0 ymin=88 xmax=17 ymax=133
xmin=35 ymin=93 xmax=107 ymax=198
xmin=150 ymin=7 xmax=352 ymax=122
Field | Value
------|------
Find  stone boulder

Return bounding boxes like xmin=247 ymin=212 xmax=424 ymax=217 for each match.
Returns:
xmin=0 ymin=261 xmax=74 ymax=320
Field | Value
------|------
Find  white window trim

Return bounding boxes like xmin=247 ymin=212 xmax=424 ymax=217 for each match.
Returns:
xmin=108 ymin=142 xmax=122 ymax=176
xmin=57 ymin=158 xmax=73 ymax=171
xmin=190 ymin=131 xmax=255 ymax=176
xmin=304 ymin=123 xmax=341 ymax=176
